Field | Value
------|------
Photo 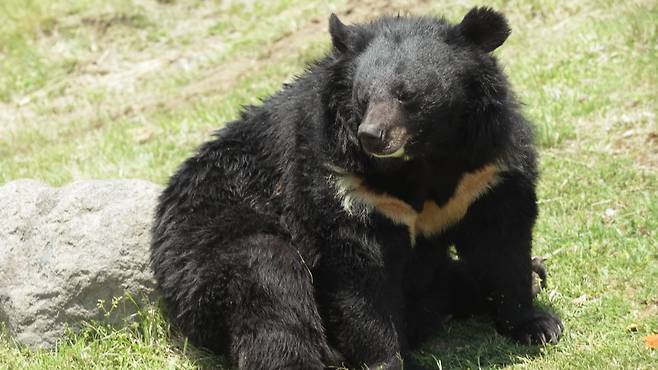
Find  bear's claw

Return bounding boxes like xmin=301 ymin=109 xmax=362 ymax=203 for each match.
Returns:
xmin=497 ymin=310 xmax=563 ymax=345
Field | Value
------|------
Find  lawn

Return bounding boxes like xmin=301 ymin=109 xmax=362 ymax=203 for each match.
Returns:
xmin=1 ymin=0 xmax=656 ymax=369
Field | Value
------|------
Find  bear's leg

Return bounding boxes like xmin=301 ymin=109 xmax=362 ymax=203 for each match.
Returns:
xmin=454 ymin=176 xmax=563 ymax=345
xmin=224 ymin=233 xmax=333 ymax=370
xmin=153 ymin=197 xmax=335 ymax=368
xmin=404 ymin=254 xmax=490 ymax=349
xmin=405 ymin=255 xmax=549 ymax=348
xmin=316 ymin=249 xmax=424 ymax=370
xmin=319 ymin=286 xmax=409 ymax=370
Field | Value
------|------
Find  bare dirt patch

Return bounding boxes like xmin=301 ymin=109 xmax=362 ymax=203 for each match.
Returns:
xmin=572 ymin=108 xmax=658 ymax=171
xmin=1 ymin=0 xmax=431 ymax=140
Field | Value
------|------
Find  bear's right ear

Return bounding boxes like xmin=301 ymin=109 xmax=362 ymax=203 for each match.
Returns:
xmin=329 ymin=13 xmax=350 ymax=53
xmin=456 ymin=7 xmax=510 ymax=52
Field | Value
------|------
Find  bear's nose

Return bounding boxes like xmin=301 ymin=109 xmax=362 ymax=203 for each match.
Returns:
xmin=357 ymin=124 xmax=384 ymax=154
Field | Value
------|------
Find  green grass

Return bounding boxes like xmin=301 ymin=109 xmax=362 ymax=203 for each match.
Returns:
xmin=1 ymin=298 xmax=226 ymax=369
xmin=1 ymin=0 xmax=656 ymax=368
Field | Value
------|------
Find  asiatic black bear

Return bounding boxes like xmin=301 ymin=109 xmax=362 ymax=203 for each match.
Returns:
xmin=151 ymin=7 xmax=562 ymax=369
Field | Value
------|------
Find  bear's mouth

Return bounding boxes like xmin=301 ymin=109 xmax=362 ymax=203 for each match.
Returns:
xmin=369 ymin=144 xmax=410 ymax=160
xmin=371 ymin=146 xmax=405 ymax=158
xmin=361 ymin=132 xmax=411 ymax=160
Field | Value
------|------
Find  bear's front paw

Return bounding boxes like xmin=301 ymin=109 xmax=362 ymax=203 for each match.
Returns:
xmin=497 ymin=310 xmax=563 ymax=345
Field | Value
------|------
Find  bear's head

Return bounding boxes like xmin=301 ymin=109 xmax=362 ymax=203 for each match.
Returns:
xmin=324 ymin=7 xmax=517 ymax=173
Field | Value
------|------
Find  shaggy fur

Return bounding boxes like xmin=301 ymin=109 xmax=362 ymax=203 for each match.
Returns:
xmin=151 ymin=7 xmax=563 ymax=370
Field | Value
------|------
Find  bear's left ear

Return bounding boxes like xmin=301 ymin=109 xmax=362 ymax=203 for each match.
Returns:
xmin=329 ymin=13 xmax=350 ymax=53
xmin=456 ymin=7 xmax=510 ymax=52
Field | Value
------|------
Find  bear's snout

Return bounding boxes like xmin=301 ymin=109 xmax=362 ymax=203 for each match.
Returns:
xmin=358 ymin=101 xmax=409 ymax=159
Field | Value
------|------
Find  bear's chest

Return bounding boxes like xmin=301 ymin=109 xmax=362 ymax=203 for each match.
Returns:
xmin=330 ymin=164 xmax=501 ymax=245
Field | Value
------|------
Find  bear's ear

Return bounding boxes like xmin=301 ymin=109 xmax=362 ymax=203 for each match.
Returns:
xmin=456 ymin=7 xmax=510 ymax=52
xmin=329 ymin=13 xmax=350 ymax=53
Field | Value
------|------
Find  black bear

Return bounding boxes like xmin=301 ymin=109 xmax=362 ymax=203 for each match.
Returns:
xmin=151 ymin=7 xmax=563 ymax=370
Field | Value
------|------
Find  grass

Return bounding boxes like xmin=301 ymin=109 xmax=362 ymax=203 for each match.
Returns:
xmin=1 ymin=298 xmax=226 ymax=369
xmin=1 ymin=0 xmax=656 ymax=368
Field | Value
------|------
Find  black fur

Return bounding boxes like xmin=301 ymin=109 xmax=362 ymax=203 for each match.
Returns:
xmin=151 ymin=8 xmax=562 ymax=370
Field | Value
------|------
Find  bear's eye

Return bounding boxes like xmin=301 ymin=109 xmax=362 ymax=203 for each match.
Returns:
xmin=395 ymin=91 xmax=421 ymax=112
xmin=392 ymin=85 xmax=414 ymax=104
xmin=396 ymin=91 xmax=412 ymax=103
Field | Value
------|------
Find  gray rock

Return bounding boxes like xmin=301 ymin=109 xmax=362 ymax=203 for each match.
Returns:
xmin=0 ymin=179 xmax=162 ymax=348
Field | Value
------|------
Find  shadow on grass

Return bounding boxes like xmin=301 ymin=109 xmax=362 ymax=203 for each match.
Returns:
xmin=182 ymin=320 xmax=550 ymax=370
xmin=413 ymin=318 xmax=540 ymax=369
xmin=151 ymin=300 xmax=230 ymax=370
xmin=414 ymin=302 xmax=561 ymax=369
xmin=169 ymin=336 xmax=232 ymax=370
xmin=174 ymin=343 xmax=230 ymax=370
xmin=168 ymin=301 xmax=561 ymax=369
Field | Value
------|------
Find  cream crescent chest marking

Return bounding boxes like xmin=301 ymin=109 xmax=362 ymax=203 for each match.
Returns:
xmin=329 ymin=164 xmax=501 ymax=244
